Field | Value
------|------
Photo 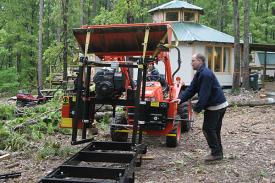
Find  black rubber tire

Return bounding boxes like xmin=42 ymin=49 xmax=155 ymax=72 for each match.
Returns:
xmin=110 ymin=113 xmax=128 ymax=142
xmin=166 ymin=123 xmax=181 ymax=147
xmin=177 ymin=102 xmax=191 ymax=132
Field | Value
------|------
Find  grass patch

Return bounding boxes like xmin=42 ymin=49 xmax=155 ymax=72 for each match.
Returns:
xmin=37 ymin=140 xmax=78 ymax=160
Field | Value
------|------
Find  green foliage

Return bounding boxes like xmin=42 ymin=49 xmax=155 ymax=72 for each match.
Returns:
xmin=0 ymin=96 xmax=63 ymax=151
xmin=3 ymin=132 xmax=28 ymax=151
xmin=232 ymin=105 xmax=238 ymax=112
xmin=0 ymin=68 xmax=19 ymax=95
xmin=0 ymin=104 xmax=16 ymax=120
xmin=37 ymin=140 xmax=78 ymax=159
xmin=36 ymin=140 xmax=61 ymax=159
xmin=0 ymin=124 xmax=10 ymax=149
xmin=43 ymin=42 xmax=63 ymax=71
xmin=99 ymin=114 xmax=110 ymax=131
xmin=231 ymin=88 xmax=241 ymax=95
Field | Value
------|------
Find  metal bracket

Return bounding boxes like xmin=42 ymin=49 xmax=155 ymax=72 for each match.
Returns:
xmin=142 ymin=26 xmax=150 ymax=62
xmin=84 ymin=29 xmax=91 ymax=57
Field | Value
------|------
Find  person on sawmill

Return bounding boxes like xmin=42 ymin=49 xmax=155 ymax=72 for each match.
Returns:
xmin=147 ymin=62 xmax=160 ymax=81
xmin=172 ymin=53 xmax=228 ymax=162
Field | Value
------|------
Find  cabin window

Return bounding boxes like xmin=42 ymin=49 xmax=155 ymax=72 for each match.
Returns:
xmin=223 ymin=47 xmax=231 ymax=72
xmin=214 ymin=47 xmax=222 ymax=72
xmin=206 ymin=46 xmax=231 ymax=73
xmin=166 ymin=11 xmax=179 ymax=21
xmin=207 ymin=47 xmax=213 ymax=70
xmin=184 ymin=12 xmax=195 ymax=21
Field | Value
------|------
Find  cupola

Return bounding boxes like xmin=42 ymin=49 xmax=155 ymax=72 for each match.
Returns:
xmin=148 ymin=0 xmax=203 ymax=23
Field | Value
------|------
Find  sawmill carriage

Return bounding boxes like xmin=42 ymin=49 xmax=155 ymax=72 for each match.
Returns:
xmin=40 ymin=23 xmax=193 ymax=183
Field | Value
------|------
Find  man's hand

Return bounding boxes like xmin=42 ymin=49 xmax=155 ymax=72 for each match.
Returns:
xmin=171 ymin=99 xmax=181 ymax=104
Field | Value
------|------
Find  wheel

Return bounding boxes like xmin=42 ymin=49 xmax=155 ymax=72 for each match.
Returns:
xmin=166 ymin=123 xmax=181 ymax=147
xmin=177 ymin=102 xmax=192 ymax=132
xmin=110 ymin=113 xmax=128 ymax=142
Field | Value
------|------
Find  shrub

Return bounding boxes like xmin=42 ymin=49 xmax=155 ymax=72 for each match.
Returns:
xmin=0 ymin=104 xmax=16 ymax=120
xmin=0 ymin=67 xmax=19 ymax=95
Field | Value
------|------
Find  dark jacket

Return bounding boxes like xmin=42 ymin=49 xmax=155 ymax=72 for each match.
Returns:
xmin=178 ymin=64 xmax=227 ymax=113
xmin=148 ymin=67 xmax=160 ymax=81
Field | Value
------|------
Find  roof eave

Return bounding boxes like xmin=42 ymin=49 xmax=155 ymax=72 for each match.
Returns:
xmin=149 ymin=8 xmax=204 ymax=14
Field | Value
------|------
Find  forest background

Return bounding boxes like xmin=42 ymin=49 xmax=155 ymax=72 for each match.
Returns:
xmin=0 ymin=0 xmax=274 ymax=95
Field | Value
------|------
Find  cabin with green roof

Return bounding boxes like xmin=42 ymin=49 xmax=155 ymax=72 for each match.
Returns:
xmin=149 ymin=0 xmax=235 ymax=86
xmin=254 ymin=52 xmax=275 ymax=78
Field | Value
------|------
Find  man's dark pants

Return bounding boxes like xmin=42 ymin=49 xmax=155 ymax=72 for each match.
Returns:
xmin=202 ymin=108 xmax=226 ymax=156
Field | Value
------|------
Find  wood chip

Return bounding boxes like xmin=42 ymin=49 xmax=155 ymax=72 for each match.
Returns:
xmin=0 ymin=153 xmax=11 ymax=161
xmin=6 ymin=162 xmax=20 ymax=169
xmin=142 ymin=155 xmax=155 ymax=160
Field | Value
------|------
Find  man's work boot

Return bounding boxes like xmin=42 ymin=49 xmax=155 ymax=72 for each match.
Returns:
xmin=204 ymin=154 xmax=223 ymax=162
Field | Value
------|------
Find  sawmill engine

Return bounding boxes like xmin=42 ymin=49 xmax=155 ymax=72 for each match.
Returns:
xmin=93 ymin=68 xmax=126 ymax=99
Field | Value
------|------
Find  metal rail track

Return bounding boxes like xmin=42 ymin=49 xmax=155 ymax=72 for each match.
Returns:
xmin=40 ymin=141 xmax=146 ymax=183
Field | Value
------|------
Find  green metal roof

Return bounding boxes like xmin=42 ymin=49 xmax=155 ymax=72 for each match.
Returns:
xmin=149 ymin=0 xmax=203 ymax=14
xmin=172 ymin=22 xmax=234 ymax=43
xmin=257 ymin=52 xmax=275 ymax=65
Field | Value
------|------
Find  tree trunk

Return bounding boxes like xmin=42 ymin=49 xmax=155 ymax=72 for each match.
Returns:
xmin=38 ymin=0 xmax=44 ymax=92
xmin=232 ymin=0 xmax=241 ymax=91
xmin=92 ymin=0 xmax=97 ymax=20
xmin=256 ymin=0 xmax=260 ymax=13
xmin=30 ymin=3 xmax=36 ymax=66
xmin=8 ymin=46 xmax=12 ymax=68
xmin=242 ymin=0 xmax=250 ymax=90
xmin=16 ymin=35 xmax=21 ymax=73
xmin=45 ymin=0 xmax=51 ymax=76
xmin=62 ymin=0 xmax=68 ymax=82
xmin=80 ymin=0 xmax=84 ymax=25
xmin=16 ymin=52 xmax=21 ymax=73
xmin=141 ymin=0 xmax=145 ymax=22
xmin=221 ymin=0 xmax=228 ymax=32
xmin=46 ymin=1 xmax=50 ymax=48
xmin=126 ymin=0 xmax=134 ymax=23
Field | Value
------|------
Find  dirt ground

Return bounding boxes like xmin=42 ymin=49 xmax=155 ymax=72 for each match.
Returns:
xmin=264 ymin=82 xmax=275 ymax=93
xmin=0 ymin=83 xmax=275 ymax=183
xmin=135 ymin=105 xmax=275 ymax=183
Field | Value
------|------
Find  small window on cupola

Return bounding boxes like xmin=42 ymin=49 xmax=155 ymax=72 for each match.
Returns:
xmin=184 ymin=11 xmax=195 ymax=21
xmin=166 ymin=11 xmax=179 ymax=21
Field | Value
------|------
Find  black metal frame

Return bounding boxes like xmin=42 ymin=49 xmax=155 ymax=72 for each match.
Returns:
xmin=40 ymin=141 xmax=147 ymax=183
xmin=40 ymin=57 xmax=149 ymax=182
xmin=71 ymin=57 xmax=151 ymax=146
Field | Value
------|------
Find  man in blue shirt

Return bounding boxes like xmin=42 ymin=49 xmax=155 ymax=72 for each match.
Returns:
xmin=147 ymin=62 xmax=160 ymax=81
xmin=173 ymin=53 xmax=228 ymax=162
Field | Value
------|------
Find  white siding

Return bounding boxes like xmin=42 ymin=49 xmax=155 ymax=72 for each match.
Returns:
xmin=158 ymin=42 xmax=234 ymax=86
xmin=152 ymin=12 xmax=164 ymax=22
xmin=134 ymin=42 xmax=234 ymax=87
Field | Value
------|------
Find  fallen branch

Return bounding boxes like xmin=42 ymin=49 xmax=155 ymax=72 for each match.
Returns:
xmin=228 ymin=98 xmax=275 ymax=107
xmin=191 ymin=98 xmax=275 ymax=108
xmin=13 ymin=108 xmax=61 ymax=131
xmin=0 ymin=153 xmax=11 ymax=161
xmin=0 ymin=172 xmax=21 ymax=180
xmin=6 ymin=162 xmax=20 ymax=169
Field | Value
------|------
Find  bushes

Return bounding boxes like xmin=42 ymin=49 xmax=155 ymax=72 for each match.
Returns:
xmin=0 ymin=67 xmax=19 ymax=95
xmin=0 ymin=104 xmax=16 ymax=120
xmin=37 ymin=140 xmax=78 ymax=159
xmin=0 ymin=97 xmax=63 ymax=151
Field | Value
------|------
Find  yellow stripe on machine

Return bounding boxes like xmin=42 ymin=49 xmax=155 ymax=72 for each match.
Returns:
xmin=150 ymin=101 xmax=159 ymax=107
xmin=60 ymin=118 xmax=73 ymax=128
xmin=114 ymin=130 xmax=148 ymax=134
xmin=166 ymin=134 xmax=176 ymax=137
